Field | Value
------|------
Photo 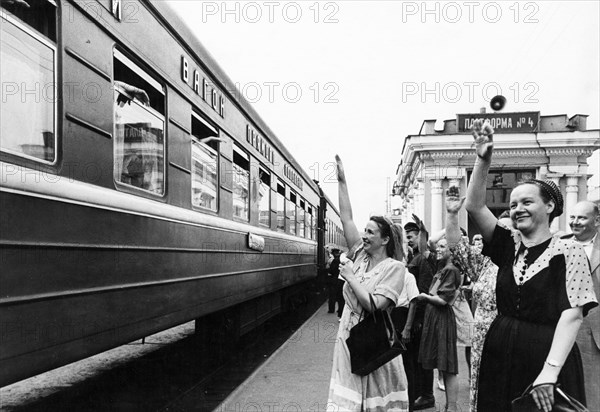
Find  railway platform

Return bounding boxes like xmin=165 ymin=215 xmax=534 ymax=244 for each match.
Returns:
xmin=214 ymin=303 xmax=472 ymax=412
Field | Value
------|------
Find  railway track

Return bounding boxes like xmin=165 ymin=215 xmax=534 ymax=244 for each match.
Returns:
xmin=1 ymin=290 xmax=327 ymax=412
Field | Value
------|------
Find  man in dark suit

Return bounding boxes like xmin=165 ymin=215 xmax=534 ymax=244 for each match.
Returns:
xmin=327 ymin=249 xmax=344 ymax=317
xmin=563 ymin=200 xmax=600 ymax=410
xmin=405 ymin=220 xmax=436 ymax=411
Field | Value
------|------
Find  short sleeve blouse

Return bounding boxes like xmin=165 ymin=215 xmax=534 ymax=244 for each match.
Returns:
xmin=397 ymin=272 xmax=420 ymax=308
xmin=482 ymin=223 xmax=598 ymax=322
xmin=429 ymin=264 xmax=461 ymax=304
xmin=342 ymin=249 xmax=405 ymax=313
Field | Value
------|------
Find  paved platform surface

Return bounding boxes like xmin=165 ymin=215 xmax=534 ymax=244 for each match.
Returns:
xmin=216 ymin=303 xmax=472 ymax=411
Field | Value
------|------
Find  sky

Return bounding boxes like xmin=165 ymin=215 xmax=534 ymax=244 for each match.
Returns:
xmin=166 ymin=0 xmax=600 ymax=226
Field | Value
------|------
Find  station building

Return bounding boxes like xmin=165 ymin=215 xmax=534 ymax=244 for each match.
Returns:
xmin=392 ymin=110 xmax=600 ymax=237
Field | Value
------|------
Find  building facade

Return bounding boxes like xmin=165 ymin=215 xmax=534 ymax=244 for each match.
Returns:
xmin=393 ymin=111 xmax=600 ymax=237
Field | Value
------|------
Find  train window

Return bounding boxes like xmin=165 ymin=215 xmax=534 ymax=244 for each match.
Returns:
xmin=306 ymin=206 xmax=313 ymax=240
xmin=232 ymin=144 xmax=249 ymax=221
xmin=191 ymin=112 xmax=219 ymax=211
xmin=312 ymin=207 xmax=317 ymax=240
xmin=287 ymin=192 xmax=296 ymax=236
xmin=113 ymin=50 xmax=165 ymax=195
xmin=258 ymin=167 xmax=271 ymax=227
xmin=276 ymin=184 xmax=286 ymax=232
xmin=297 ymin=199 xmax=305 ymax=238
xmin=1 ymin=0 xmax=57 ymax=163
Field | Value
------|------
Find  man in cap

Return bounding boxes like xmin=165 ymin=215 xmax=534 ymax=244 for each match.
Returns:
xmin=327 ymin=249 xmax=345 ymax=317
xmin=562 ymin=200 xmax=600 ymax=410
xmin=404 ymin=218 xmax=436 ymax=410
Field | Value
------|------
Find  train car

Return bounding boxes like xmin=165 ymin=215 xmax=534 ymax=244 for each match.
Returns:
xmin=0 ymin=0 xmax=342 ymax=386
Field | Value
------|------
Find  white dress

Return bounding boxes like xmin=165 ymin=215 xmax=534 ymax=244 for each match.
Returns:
xmin=327 ymin=249 xmax=409 ymax=412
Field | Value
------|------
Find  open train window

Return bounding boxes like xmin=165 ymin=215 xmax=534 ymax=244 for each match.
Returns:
xmin=297 ymin=199 xmax=305 ymax=238
xmin=191 ymin=112 xmax=219 ymax=212
xmin=287 ymin=192 xmax=297 ymax=236
xmin=1 ymin=0 xmax=57 ymax=163
xmin=113 ymin=50 xmax=165 ymax=196
xmin=232 ymin=144 xmax=249 ymax=221
xmin=276 ymin=184 xmax=285 ymax=232
xmin=258 ymin=167 xmax=271 ymax=227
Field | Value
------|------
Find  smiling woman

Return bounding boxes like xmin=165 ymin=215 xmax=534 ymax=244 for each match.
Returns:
xmin=327 ymin=155 xmax=409 ymax=412
xmin=465 ymin=120 xmax=598 ymax=412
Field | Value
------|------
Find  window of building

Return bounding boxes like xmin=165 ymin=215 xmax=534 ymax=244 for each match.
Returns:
xmin=1 ymin=0 xmax=57 ymax=163
xmin=287 ymin=192 xmax=297 ymax=236
xmin=258 ymin=167 xmax=271 ymax=227
xmin=113 ymin=50 xmax=165 ymax=195
xmin=232 ymin=144 xmax=250 ymax=221
xmin=276 ymin=184 xmax=286 ymax=232
xmin=297 ymin=199 xmax=305 ymax=238
xmin=191 ymin=112 xmax=219 ymax=211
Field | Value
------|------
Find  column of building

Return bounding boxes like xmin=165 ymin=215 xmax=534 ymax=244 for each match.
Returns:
xmin=430 ymin=179 xmax=444 ymax=233
xmin=545 ymin=174 xmax=563 ymax=233
xmin=565 ymin=174 xmax=581 ymax=232
xmin=414 ymin=179 xmax=425 ymax=220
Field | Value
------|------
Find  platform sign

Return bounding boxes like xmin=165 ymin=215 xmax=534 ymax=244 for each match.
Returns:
xmin=458 ymin=111 xmax=540 ymax=133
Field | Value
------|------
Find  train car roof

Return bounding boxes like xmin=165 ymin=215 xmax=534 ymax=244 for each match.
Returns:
xmin=148 ymin=1 xmax=320 ymax=194
xmin=322 ymin=192 xmax=341 ymax=217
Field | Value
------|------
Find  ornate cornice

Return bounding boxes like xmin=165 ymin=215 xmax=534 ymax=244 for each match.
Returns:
xmin=546 ymin=148 xmax=596 ymax=157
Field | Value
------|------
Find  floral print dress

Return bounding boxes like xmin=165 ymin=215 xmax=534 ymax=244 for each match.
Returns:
xmin=450 ymin=237 xmax=497 ymax=412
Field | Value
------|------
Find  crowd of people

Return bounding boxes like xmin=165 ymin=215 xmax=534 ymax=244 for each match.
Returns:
xmin=326 ymin=120 xmax=599 ymax=412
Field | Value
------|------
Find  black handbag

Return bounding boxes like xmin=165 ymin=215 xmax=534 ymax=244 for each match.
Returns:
xmin=511 ymin=383 xmax=588 ymax=412
xmin=346 ymin=295 xmax=406 ymax=376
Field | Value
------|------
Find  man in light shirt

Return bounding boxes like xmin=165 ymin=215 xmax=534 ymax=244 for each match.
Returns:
xmin=563 ymin=200 xmax=600 ymax=410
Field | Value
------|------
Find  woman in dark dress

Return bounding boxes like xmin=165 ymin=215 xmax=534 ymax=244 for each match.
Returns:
xmin=416 ymin=237 xmax=461 ymax=412
xmin=465 ymin=119 xmax=598 ymax=412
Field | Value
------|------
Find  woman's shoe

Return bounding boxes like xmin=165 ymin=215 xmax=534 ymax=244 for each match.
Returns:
xmin=437 ymin=378 xmax=445 ymax=391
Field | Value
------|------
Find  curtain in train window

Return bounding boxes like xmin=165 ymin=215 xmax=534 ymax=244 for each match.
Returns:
xmin=0 ymin=1 xmax=56 ymax=162
xmin=297 ymin=200 xmax=305 ymax=238
xmin=287 ymin=192 xmax=296 ymax=236
xmin=276 ymin=184 xmax=286 ymax=232
xmin=113 ymin=50 xmax=165 ymax=195
xmin=258 ymin=168 xmax=271 ymax=227
xmin=191 ymin=113 xmax=219 ymax=211
xmin=233 ymin=145 xmax=249 ymax=221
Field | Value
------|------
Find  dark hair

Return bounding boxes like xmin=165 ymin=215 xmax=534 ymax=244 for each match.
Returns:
xmin=404 ymin=222 xmax=420 ymax=234
xmin=519 ymin=179 xmax=564 ymax=224
xmin=498 ymin=210 xmax=510 ymax=219
xmin=370 ymin=216 xmax=406 ymax=261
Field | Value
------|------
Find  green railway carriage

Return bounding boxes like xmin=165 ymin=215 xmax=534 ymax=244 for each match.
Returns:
xmin=0 ymin=0 xmax=344 ymax=386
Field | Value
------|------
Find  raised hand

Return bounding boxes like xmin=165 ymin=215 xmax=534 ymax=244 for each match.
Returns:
xmin=335 ymin=154 xmax=346 ymax=183
xmin=445 ymin=186 xmax=466 ymax=214
xmin=412 ymin=214 xmax=427 ymax=234
xmin=472 ymin=119 xmax=494 ymax=160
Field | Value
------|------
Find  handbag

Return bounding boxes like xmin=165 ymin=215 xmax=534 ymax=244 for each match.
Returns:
xmin=346 ymin=295 xmax=406 ymax=376
xmin=511 ymin=383 xmax=588 ymax=412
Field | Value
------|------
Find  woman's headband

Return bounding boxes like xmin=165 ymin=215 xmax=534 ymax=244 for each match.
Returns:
xmin=523 ymin=179 xmax=564 ymax=217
